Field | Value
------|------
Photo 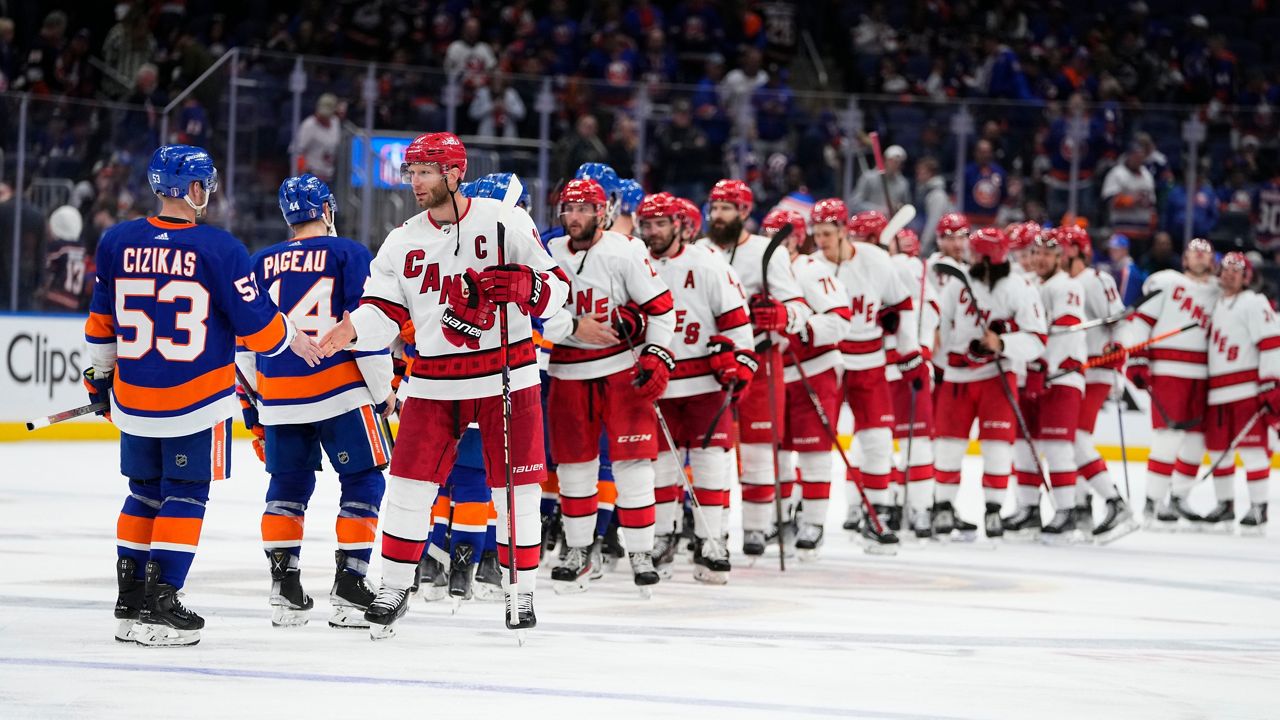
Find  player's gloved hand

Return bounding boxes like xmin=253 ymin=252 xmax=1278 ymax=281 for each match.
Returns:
xmin=707 ymin=335 xmax=759 ymax=390
xmin=442 ymin=268 xmax=497 ymax=350
xmin=879 ymin=309 xmax=900 ymax=334
xmin=1260 ymin=380 xmax=1280 ymax=413
xmin=610 ymin=301 xmax=647 ymax=345
xmin=748 ymin=294 xmax=787 ymax=332
xmin=1024 ymin=361 xmax=1047 ymax=402
xmin=965 ymin=338 xmax=995 ymax=366
xmin=1126 ymin=356 xmax=1150 ymax=390
xmin=632 ymin=344 xmax=675 ymax=402
xmin=399 ymin=320 xmax=416 ymax=345
xmin=896 ymin=351 xmax=928 ymax=391
xmin=932 ymin=361 xmax=945 ymax=386
xmin=237 ymin=386 xmax=266 ymax=463
xmin=391 ymin=355 xmax=408 ymax=393
xmin=1097 ymin=342 xmax=1127 ymax=371
xmin=477 ymin=263 xmax=549 ymax=315
xmin=83 ymin=367 xmax=113 ymax=422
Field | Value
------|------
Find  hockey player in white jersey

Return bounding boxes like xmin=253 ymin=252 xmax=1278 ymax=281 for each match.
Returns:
xmin=934 ymin=227 xmax=1047 ymax=540
xmin=1202 ymin=252 xmax=1279 ymax=533
xmin=318 ymin=132 xmax=571 ymax=638
xmin=540 ymin=178 xmax=677 ymax=593
xmin=698 ymin=178 xmax=813 ymax=557
xmin=763 ymin=207 xmax=853 ymax=555
xmin=812 ymin=198 xmax=915 ymax=550
xmin=1000 ymin=225 xmax=1089 ymax=542
xmin=639 ymin=192 xmax=755 ymax=582
xmin=1126 ymin=238 xmax=1220 ymax=528
xmin=927 ymin=212 xmax=970 ymax=295
xmin=1057 ymin=225 xmax=1137 ymax=541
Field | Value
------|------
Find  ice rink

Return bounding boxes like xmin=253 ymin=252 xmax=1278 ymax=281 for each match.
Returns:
xmin=1 ymin=440 xmax=1277 ymax=720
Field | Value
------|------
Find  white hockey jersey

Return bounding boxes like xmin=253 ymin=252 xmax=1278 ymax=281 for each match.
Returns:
xmin=651 ymin=242 xmax=752 ymax=398
xmin=1207 ymin=289 xmax=1280 ymax=405
xmin=545 ymin=229 xmax=676 ymax=380
xmin=925 ymin=252 xmax=965 ymax=294
xmin=696 ymin=233 xmax=812 ymax=345
xmin=1073 ymin=267 xmax=1132 ymax=386
xmin=884 ymin=253 xmax=939 ymax=382
xmin=813 ymin=242 xmax=918 ymax=372
xmin=782 ymin=253 xmax=852 ymax=384
xmin=938 ymin=269 xmax=1047 ymax=384
xmin=350 ymin=198 xmax=570 ymax=400
xmin=1037 ymin=270 xmax=1088 ymax=391
xmin=1130 ymin=270 xmax=1219 ymax=380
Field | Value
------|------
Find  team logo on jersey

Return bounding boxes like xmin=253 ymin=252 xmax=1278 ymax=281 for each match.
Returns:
xmin=175 ymin=454 xmax=188 ymax=468
xmin=338 ymin=451 xmax=350 ymax=465
xmin=973 ymin=178 xmax=1000 ymax=209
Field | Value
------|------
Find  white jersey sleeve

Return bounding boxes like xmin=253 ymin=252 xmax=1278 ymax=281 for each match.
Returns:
xmin=1000 ymin=275 xmax=1048 ymax=365
xmin=1040 ymin=272 xmax=1088 ymax=389
xmin=1207 ymin=291 xmax=1280 ymax=404
xmin=625 ymin=242 xmax=676 ymax=350
xmin=350 ymin=239 xmax=410 ymax=352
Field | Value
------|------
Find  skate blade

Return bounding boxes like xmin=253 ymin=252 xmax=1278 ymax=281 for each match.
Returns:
xmin=1002 ymin=531 xmax=1041 ymax=544
xmin=692 ymin=567 xmax=729 ymax=585
xmin=514 ymin=630 xmax=528 ymax=646
xmin=637 ymin=586 xmax=654 ymax=600
xmin=656 ymin=564 xmax=674 ymax=581
xmin=1205 ymin=522 xmax=1234 ymax=535
xmin=796 ymin=547 xmax=821 ymax=561
xmin=863 ymin=542 xmax=899 ymax=556
xmin=552 ymin=579 xmax=589 ymax=595
xmin=1094 ymin=519 xmax=1141 ymax=546
xmin=368 ymin=624 xmax=397 ymax=641
xmin=420 ymin=585 xmax=448 ymax=602
xmin=327 ymin=605 xmax=370 ymax=629
xmin=450 ymin=597 xmax=462 ymax=615
xmin=1240 ymin=525 xmax=1267 ymax=538
xmin=1143 ymin=519 xmax=1180 ymax=532
xmin=1039 ymin=531 xmax=1081 ymax=546
xmin=603 ymin=557 xmax=620 ymax=573
xmin=114 ymin=619 xmax=140 ymax=643
xmin=270 ymin=606 xmax=311 ymax=628
xmin=471 ymin=583 xmax=503 ymax=602
xmin=133 ymin=623 xmax=201 ymax=647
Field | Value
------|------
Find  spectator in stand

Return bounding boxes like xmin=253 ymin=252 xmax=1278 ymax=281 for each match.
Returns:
xmin=1139 ymin=231 xmax=1182 ymax=274
xmin=751 ymin=67 xmax=795 ymax=155
xmin=102 ymin=5 xmax=156 ymax=99
xmin=914 ymin=155 xmax=953 ymax=255
xmin=292 ymin=93 xmax=341 ymax=182
xmin=16 ymin=10 xmax=67 ymax=95
xmin=1252 ymin=173 xmax=1280 ymax=260
xmin=553 ymin=113 xmax=608 ymax=185
xmin=175 ymin=97 xmax=209 ymax=149
xmin=1164 ymin=165 xmax=1220 ymax=242
xmin=638 ymin=27 xmax=678 ymax=86
xmin=624 ymin=0 xmax=665 ymax=40
xmin=470 ymin=73 xmax=526 ymax=139
xmin=654 ymin=98 xmax=712 ymax=199
xmin=692 ymin=53 xmax=732 ymax=149
xmin=1134 ymin=131 xmax=1170 ymax=184
xmin=37 ymin=205 xmax=88 ymax=312
xmin=118 ymin=63 xmax=166 ymax=157
xmin=0 ymin=18 xmax=17 ymax=87
xmin=669 ymin=0 xmax=725 ymax=65
xmin=539 ymin=0 xmax=581 ymax=76
xmin=974 ymin=37 xmax=1034 ymax=99
xmin=962 ymin=138 xmax=1008 ymax=226
xmin=607 ymin=115 xmax=642 ymax=178
xmin=1102 ymin=142 xmax=1157 ymax=251
xmin=721 ymin=46 xmax=767 ymax=138
xmin=850 ymin=144 xmax=910 ymax=214
xmin=0 ymin=180 xmax=48 ymax=311
xmin=1103 ymin=234 xmax=1148 ymax=306
xmin=445 ymin=17 xmax=497 ymax=101
xmin=584 ymin=31 xmax=640 ymax=109
xmin=1044 ymin=93 xmax=1105 ymax=224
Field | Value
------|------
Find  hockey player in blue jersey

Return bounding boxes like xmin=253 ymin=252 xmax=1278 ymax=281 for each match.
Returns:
xmin=235 ymin=174 xmax=396 ymax=629
xmin=84 ymin=145 xmax=323 ymax=646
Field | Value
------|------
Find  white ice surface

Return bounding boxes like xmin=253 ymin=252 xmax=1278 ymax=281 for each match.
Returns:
xmin=1 ymin=441 xmax=1277 ymax=720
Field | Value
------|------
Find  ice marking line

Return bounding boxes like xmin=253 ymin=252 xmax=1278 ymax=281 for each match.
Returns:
xmin=0 ymin=656 xmax=969 ymax=720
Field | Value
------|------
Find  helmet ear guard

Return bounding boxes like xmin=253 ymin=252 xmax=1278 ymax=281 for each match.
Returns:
xmin=148 ymin=145 xmax=218 ymax=214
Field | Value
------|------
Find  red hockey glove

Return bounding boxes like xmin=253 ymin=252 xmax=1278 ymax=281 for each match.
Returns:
xmin=610 ymin=301 xmax=648 ymax=345
xmin=879 ymin=309 xmax=901 ymax=334
xmin=1260 ymin=380 xmax=1280 ymax=414
xmin=632 ymin=344 xmax=676 ymax=402
xmin=1023 ymin=361 xmax=1046 ymax=403
xmin=1096 ymin=342 xmax=1127 ymax=371
xmin=707 ymin=335 xmax=758 ymax=390
xmin=441 ymin=268 xmax=497 ymax=350
xmin=964 ymin=339 xmax=995 ymax=366
xmin=896 ymin=351 xmax=929 ymax=392
xmin=1126 ymin=356 xmax=1150 ymax=390
xmin=477 ymin=263 xmax=549 ymax=315
xmin=83 ymin=367 xmax=113 ymax=422
xmin=748 ymin=294 xmax=787 ymax=332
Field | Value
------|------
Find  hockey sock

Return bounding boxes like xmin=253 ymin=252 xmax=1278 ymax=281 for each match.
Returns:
xmin=1044 ymin=439 xmax=1077 ymax=509
xmin=118 ymin=478 xmax=161 ymax=578
xmin=1171 ymin=432 xmax=1206 ymax=499
xmin=857 ymin=428 xmax=893 ymax=506
xmin=1146 ymin=429 xmax=1182 ymax=501
xmin=335 ymin=468 xmax=384 ymax=576
xmin=613 ymin=459 xmax=657 ymax=552
xmin=379 ymin=476 xmax=440 ymax=590
xmin=426 ymin=489 xmax=452 ymax=564
xmin=149 ymin=478 xmax=211 ymax=589
xmin=981 ymin=440 xmax=1013 ymax=505
xmin=652 ymin=450 xmax=683 ymax=534
xmin=901 ymin=436 xmax=935 ymax=512
xmin=933 ymin=437 xmax=967 ymax=503
xmin=1243 ymin=448 xmax=1270 ymax=504
xmin=448 ymin=467 xmax=492 ymax=559
xmin=485 ymin=503 xmax=498 ymax=552
xmin=738 ymin=443 xmax=775 ymax=531
xmin=494 ymin=484 xmax=541 ymax=593
xmin=796 ymin=450 xmax=833 ymax=525
xmin=556 ymin=460 xmax=600 ymax=548
xmin=688 ymin=448 xmax=729 ymax=540
xmin=261 ymin=470 xmax=316 ymax=568
xmin=596 ymin=478 xmax=618 ymax=538
xmin=1212 ymin=466 xmax=1235 ymax=501
xmin=1014 ymin=437 xmax=1040 ymax=506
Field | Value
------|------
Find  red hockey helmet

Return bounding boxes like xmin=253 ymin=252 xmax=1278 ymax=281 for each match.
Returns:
xmin=558 ymin=178 xmax=608 ymax=210
xmin=893 ymin=228 xmax=921 ymax=257
xmin=936 ymin=212 xmax=970 ymax=237
xmin=847 ymin=210 xmax=888 ymax=240
xmin=674 ymin=197 xmax=703 ymax=235
xmin=810 ymin=198 xmax=849 ymax=227
xmin=636 ymin=192 xmax=677 ymax=221
xmin=763 ymin=208 xmax=806 ymax=240
xmin=1057 ymin=225 xmax=1091 ymax=257
xmin=707 ymin=179 xmax=753 ymax=212
xmin=1220 ymin=251 xmax=1255 ymax=284
xmin=1187 ymin=237 xmax=1213 ymax=256
xmin=1008 ymin=221 xmax=1045 ymax=251
xmin=402 ymin=132 xmax=467 ymax=179
xmin=969 ymin=227 xmax=1010 ymax=264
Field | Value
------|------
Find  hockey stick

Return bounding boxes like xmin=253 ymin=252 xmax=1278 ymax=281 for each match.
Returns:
xmin=899 ymin=379 xmax=919 ymax=528
xmin=699 ymin=389 xmax=736 ymax=450
xmin=495 ymin=176 xmax=525 ymax=630
xmin=759 ymin=224 xmax=792 ymax=570
xmin=1049 ymin=289 xmax=1162 ymax=334
xmin=1148 ymin=389 xmax=1200 ymax=431
xmin=784 ymin=345 xmax=888 ymax=536
xmin=933 ymin=262 xmax=1056 ymax=505
xmin=1046 ymin=322 xmax=1199 ymax=382
xmin=1193 ymin=385 xmax=1276 ymax=486
xmin=1113 ymin=377 xmax=1132 ymax=502
xmin=26 ymin=400 xmax=109 ymax=431
xmin=235 ymin=365 xmax=260 ymax=406
xmin=868 ymin=132 xmax=917 ymax=246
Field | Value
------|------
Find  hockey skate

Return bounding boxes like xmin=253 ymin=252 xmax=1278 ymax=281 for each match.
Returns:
xmin=329 ymin=551 xmax=375 ymax=629
xmin=842 ymin=503 xmax=863 ymax=533
xmin=886 ymin=504 xmax=903 ymax=533
xmin=861 ymin=506 xmax=900 ymax=555
xmin=795 ymin=523 xmax=824 ymax=560
xmin=134 ymin=560 xmax=203 ymax=647
xmin=909 ymin=508 xmax=933 ymax=540
xmin=983 ymin=503 xmax=1004 ymax=542
xmin=416 ymin=553 xmax=448 ymax=601
xmin=1001 ymin=505 xmax=1041 ymax=543
xmin=588 ymin=537 xmax=607 ymax=580
xmin=267 ymin=549 xmax=313 ymax=628
xmin=1240 ymin=503 xmax=1268 ymax=536
xmin=764 ymin=519 xmax=797 ymax=558
xmin=742 ymin=529 xmax=767 ymax=559
xmin=114 ymin=557 xmax=143 ymax=643
xmin=365 ymin=585 xmax=410 ymax=640
xmin=540 ymin=507 xmax=562 ymax=561
xmin=471 ymin=549 xmax=503 ymax=601
xmin=1143 ymin=497 xmax=1179 ymax=531
xmin=1171 ymin=496 xmax=1206 ymax=531
xmin=551 ymin=545 xmax=593 ymax=594
xmin=1074 ymin=503 xmax=1095 ymax=536
xmin=693 ymin=537 xmax=731 ymax=585
xmin=1092 ymin=498 xmax=1139 ymax=545
xmin=601 ymin=522 xmax=625 ymax=573
xmin=629 ymin=552 xmax=660 ymax=598
xmin=1040 ymin=508 xmax=1080 ymax=545
xmin=1200 ymin=501 xmax=1235 ymax=534
xmin=931 ymin=501 xmax=978 ymax=542
xmin=652 ymin=533 xmax=678 ymax=580
xmin=505 ymin=591 xmax=536 ymax=645
xmin=448 ymin=543 xmax=476 ymax=613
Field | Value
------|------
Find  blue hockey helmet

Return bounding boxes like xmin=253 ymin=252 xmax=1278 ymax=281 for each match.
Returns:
xmin=457 ymin=180 xmax=480 ymax=198
xmin=574 ymin=163 xmax=621 ymax=196
xmin=618 ymin=178 xmax=644 ymax=214
xmin=147 ymin=145 xmax=218 ymax=202
xmin=278 ymin=173 xmax=337 ymax=226
xmin=486 ymin=172 xmax=531 ymax=208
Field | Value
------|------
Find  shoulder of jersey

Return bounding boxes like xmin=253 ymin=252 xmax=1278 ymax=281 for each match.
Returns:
xmin=1145 ymin=268 xmax=1182 ymax=288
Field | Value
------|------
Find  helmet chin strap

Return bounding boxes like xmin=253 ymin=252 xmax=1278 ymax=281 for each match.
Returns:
xmin=183 ymin=182 xmax=211 ymax=216
xmin=323 ymin=205 xmax=336 ymax=237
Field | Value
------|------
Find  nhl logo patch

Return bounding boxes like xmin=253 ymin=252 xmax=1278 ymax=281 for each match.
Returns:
xmin=338 ymin=451 xmax=350 ymax=465
xmin=175 ymin=454 xmax=188 ymax=468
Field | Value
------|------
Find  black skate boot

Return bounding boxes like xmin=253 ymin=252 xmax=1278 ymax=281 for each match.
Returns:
xmin=504 ymin=590 xmax=536 ymax=644
xmin=983 ymin=502 xmax=1004 ymax=540
xmin=1144 ymin=497 xmax=1179 ymax=530
xmin=114 ymin=557 xmax=144 ymax=642
xmin=1200 ymin=500 xmax=1234 ymax=533
xmin=448 ymin=543 xmax=476 ymax=604
xmin=135 ymin=560 xmax=204 ymax=647
xmin=693 ymin=536 xmax=731 ymax=585
xmin=416 ymin=553 xmax=448 ymax=601
xmin=472 ymin=549 xmax=503 ymax=601
xmin=551 ymin=545 xmax=593 ymax=593
xmin=1171 ymin=496 xmax=1205 ymax=529
xmin=330 ymin=550 xmax=375 ymax=629
xmin=931 ymin=501 xmax=956 ymax=535
xmin=909 ymin=508 xmax=934 ymax=540
xmin=1074 ymin=503 xmax=1095 ymax=536
xmin=795 ymin=523 xmax=825 ymax=559
xmin=1001 ymin=505 xmax=1042 ymax=542
xmin=680 ymin=502 xmax=697 ymax=550
xmin=887 ymin=504 xmax=903 ymax=533
xmin=742 ymin=529 xmax=767 ymax=557
xmin=602 ymin=521 xmax=625 ymax=572
xmin=365 ymin=584 xmax=410 ymax=640
xmin=1240 ymin=503 xmax=1268 ymax=536
xmin=1092 ymin=498 xmax=1138 ymax=544
xmin=764 ymin=518 xmax=798 ymax=558
xmin=861 ymin=505 xmax=900 ymax=555
xmin=1040 ymin=508 xmax=1078 ymax=544
xmin=540 ymin=506 xmax=562 ymax=561
xmin=842 ymin=503 xmax=864 ymax=532
xmin=629 ymin=552 xmax=660 ymax=597
xmin=267 ymin=549 xmax=313 ymax=628
xmin=652 ymin=533 xmax=678 ymax=579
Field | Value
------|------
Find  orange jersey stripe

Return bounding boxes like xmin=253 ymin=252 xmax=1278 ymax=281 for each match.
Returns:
xmin=86 ymin=311 xmax=115 ymax=339
xmin=431 ymin=494 xmax=451 ymax=523
xmin=211 ymin=422 xmax=227 ymax=480
xmin=451 ymin=502 xmax=490 ymax=527
xmin=239 ymin=314 xmax=287 ymax=353
xmin=150 ymin=517 xmax=204 ymax=547
xmin=114 ymin=363 xmax=234 ymax=413
xmin=486 ymin=501 xmax=497 ymax=520
xmin=598 ymin=480 xmax=619 ymax=505
xmin=335 ymin=516 xmax=378 ymax=545
xmin=261 ymin=513 xmax=305 ymax=543
xmin=117 ymin=514 xmax=155 ymax=545
xmin=147 ymin=217 xmax=196 ymax=230
xmin=257 ymin=361 xmax=365 ymax=401
xmin=360 ymin=405 xmax=389 ymax=467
